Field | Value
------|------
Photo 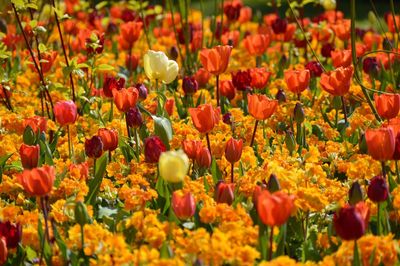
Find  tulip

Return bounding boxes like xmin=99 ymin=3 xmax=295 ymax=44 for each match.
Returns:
xmin=276 ymin=89 xmax=287 ymax=103
xmin=284 ymin=69 xmax=310 ymax=97
xmin=321 ymin=43 xmax=335 ymax=58
xmin=172 ymin=191 xmax=196 ymax=220
xmin=249 ymin=68 xmax=271 ymax=89
xmin=332 ymin=19 xmax=351 ymax=42
xmin=247 ymin=94 xmax=278 ymax=147
xmin=365 ymin=127 xmax=395 ymax=162
xmin=113 ymin=87 xmax=139 ymax=113
xmin=225 ymin=138 xmax=243 ymax=183
xmin=267 ymin=174 xmax=281 ymax=193
xmin=195 ymin=147 xmax=212 ymax=169
xmin=144 ymin=50 xmax=179 ymax=85
xmin=305 ymin=61 xmax=323 ymax=78
xmin=363 ymin=57 xmax=380 ymax=77
xmin=243 ymin=34 xmax=271 ymax=62
xmin=136 ymin=83 xmax=148 ymax=100
xmin=223 ymin=112 xmax=233 ymax=125
xmin=252 ymin=183 xmax=267 ymax=207
xmin=348 ymin=181 xmax=363 ymax=205
xmin=17 ymin=165 xmax=55 ymax=196
xmin=199 ymin=45 xmax=232 ymax=106
xmin=320 ymin=66 xmax=353 ymax=97
xmin=23 ymin=116 xmax=47 ymax=134
xmin=19 ymin=144 xmax=40 ymax=169
xmin=85 ymin=136 xmax=104 ymax=159
xmin=333 ymin=205 xmax=365 ymax=240
xmin=219 ymin=80 xmax=236 ymax=101
xmin=271 ymin=17 xmax=288 ymax=34
xmin=182 ymin=76 xmax=199 ymax=95
xmin=238 ymin=6 xmax=252 ymax=23
xmin=223 ymin=0 xmax=242 ymax=21
xmin=144 ymin=136 xmax=167 ymax=163
xmin=159 ymin=150 xmax=189 ymax=183
xmin=0 ymin=221 xmax=22 ymax=249
xmin=215 ymin=181 xmax=235 ymax=205
xmin=75 ymin=201 xmax=90 ymax=227
xmin=119 ymin=21 xmax=142 ymax=50
xmin=374 ymin=93 xmax=400 ymax=120
xmin=257 ymin=190 xmax=295 ymax=227
xmin=54 ymin=100 xmax=78 ymax=126
xmin=182 ymin=140 xmax=202 ymax=160
xmin=231 ymin=70 xmax=252 ymax=92
xmin=194 ymin=68 xmax=211 ymax=87
xmin=367 ymin=175 xmax=388 ymax=203
xmin=0 ymin=237 xmax=7 ymax=265
xmin=102 ymin=76 xmax=125 ymax=98
xmin=125 ymin=54 xmax=139 ymax=72
xmin=331 ymin=49 xmax=352 ymax=68
xmin=189 ymin=104 xmax=221 ymax=155
xmin=98 ymin=128 xmax=118 ymax=152
xmin=126 ymin=107 xmax=143 ymax=128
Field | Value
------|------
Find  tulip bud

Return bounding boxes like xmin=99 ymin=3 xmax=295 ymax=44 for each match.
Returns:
xmin=222 ymin=112 xmax=233 ymax=125
xmin=85 ymin=136 xmax=104 ymax=158
xmin=159 ymin=150 xmax=189 ymax=183
xmin=19 ymin=143 xmax=40 ymax=169
xmin=54 ymin=100 xmax=78 ymax=126
xmin=144 ymin=136 xmax=167 ymax=163
xmin=276 ymin=89 xmax=287 ymax=103
xmin=348 ymin=181 xmax=363 ymax=205
xmin=0 ymin=237 xmax=7 ymax=265
xmin=267 ymin=174 xmax=281 ymax=193
xmin=135 ymin=83 xmax=148 ymax=100
xmin=333 ymin=205 xmax=365 ymax=240
xmin=126 ymin=107 xmax=143 ymax=128
xmin=170 ymin=46 xmax=179 ymax=61
xmin=271 ymin=17 xmax=288 ymax=34
xmin=75 ymin=201 xmax=90 ymax=226
xmin=367 ymin=175 xmax=388 ymax=203
xmin=172 ymin=191 xmax=196 ymax=220
xmin=224 ymin=138 xmax=243 ymax=164
xmin=215 ymin=181 xmax=235 ymax=205
xmin=362 ymin=57 xmax=379 ymax=78
xmin=321 ymin=43 xmax=334 ymax=58
xmin=294 ymin=103 xmax=305 ymax=124
xmin=0 ymin=221 xmax=22 ymax=249
xmin=125 ymin=54 xmax=139 ymax=71
xmin=285 ymin=130 xmax=296 ymax=154
xmin=196 ymin=147 xmax=212 ymax=168
xmin=359 ymin=133 xmax=368 ymax=154
xmin=23 ymin=126 xmax=36 ymax=145
xmin=182 ymin=76 xmax=199 ymax=95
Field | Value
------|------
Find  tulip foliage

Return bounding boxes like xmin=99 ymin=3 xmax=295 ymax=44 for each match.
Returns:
xmin=2 ymin=0 xmax=400 ymax=265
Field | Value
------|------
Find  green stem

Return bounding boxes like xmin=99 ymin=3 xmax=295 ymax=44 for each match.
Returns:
xmin=67 ymin=125 xmax=72 ymax=160
xmin=377 ymin=202 xmax=381 ymax=235
xmin=216 ymin=75 xmax=220 ymax=107
xmin=206 ymin=133 xmax=212 ymax=157
xmin=139 ymin=0 xmax=151 ymax=49
xmin=341 ymin=96 xmax=348 ymax=125
xmin=268 ymin=226 xmax=274 ymax=261
xmin=250 ymin=120 xmax=259 ymax=147
xmin=80 ymin=225 xmax=85 ymax=254
xmin=168 ymin=0 xmax=186 ymax=70
xmin=93 ymin=158 xmax=96 ymax=178
xmin=389 ymin=0 xmax=399 ymax=49
xmin=134 ymin=127 xmax=140 ymax=163
xmin=396 ymin=160 xmax=400 ymax=183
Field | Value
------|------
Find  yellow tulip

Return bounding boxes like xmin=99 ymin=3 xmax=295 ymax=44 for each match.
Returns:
xmin=320 ymin=0 xmax=336 ymax=11
xmin=144 ymin=50 xmax=179 ymax=84
xmin=158 ymin=150 xmax=189 ymax=183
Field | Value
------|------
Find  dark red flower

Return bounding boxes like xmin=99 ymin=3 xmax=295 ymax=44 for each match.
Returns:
xmin=0 ymin=221 xmax=22 ymax=249
xmin=144 ymin=136 xmax=166 ymax=163
xmin=85 ymin=136 xmax=104 ymax=158
xmin=215 ymin=181 xmax=235 ymax=205
xmin=305 ymin=61 xmax=323 ymax=78
xmin=126 ymin=107 xmax=143 ymax=128
xmin=232 ymin=70 xmax=252 ymax=91
xmin=103 ymin=76 xmax=125 ymax=98
xmin=333 ymin=205 xmax=365 ymax=241
xmin=367 ymin=175 xmax=389 ymax=203
xmin=321 ymin=43 xmax=335 ymax=58
xmin=271 ymin=17 xmax=288 ymax=34
xmin=182 ymin=76 xmax=199 ymax=95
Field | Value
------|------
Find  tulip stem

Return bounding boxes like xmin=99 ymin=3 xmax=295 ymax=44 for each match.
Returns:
xmin=395 ymin=161 xmax=400 ymax=183
xmin=108 ymin=150 xmax=112 ymax=163
xmin=93 ymin=158 xmax=96 ymax=178
xmin=231 ymin=163 xmax=234 ymax=183
xmin=381 ymin=161 xmax=386 ymax=179
xmin=1 ymin=86 xmax=13 ymax=112
xmin=216 ymin=75 xmax=220 ymax=107
xmin=139 ymin=0 xmax=151 ymax=49
xmin=206 ymin=133 xmax=212 ymax=157
xmin=80 ymin=225 xmax=85 ymax=255
xmin=377 ymin=202 xmax=381 ymax=235
xmin=341 ymin=96 xmax=348 ymax=125
xmin=67 ymin=125 xmax=72 ymax=161
xmin=250 ymin=120 xmax=259 ymax=147
xmin=134 ymin=128 xmax=140 ymax=163
xmin=109 ymin=99 xmax=114 ymax=122
xmin=268 ymin=226 xmax=274 ymax=261
xmin=125 ymin=113 xmax=132 ymax=147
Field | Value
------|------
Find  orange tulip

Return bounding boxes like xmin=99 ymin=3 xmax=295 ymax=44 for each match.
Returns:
xmin=284 ymin=69 xmax=310 ymax=94
xmin=320 ymin=66 xmax=353 ymax=96
xmin=331 ymin=49 xmax=352 ymax=68
xmin=250 ymin=68 xmax=271 ymax=89
xmin=19 ymin=144 xmax=40 ymax=169
xmin=257 ymin=190 xmax=295 ymax=227
xmin=243 ymin=34 xmax=271 ymax=56
xmin=199 ymin=45 xmax=232 ymax=75
xmin=172 ymin=191 xmax=196 ymax=220
xmin=247 ymin=94 xmax=278 ymax=121
xmin=17 ymin=165 xmax=55 ymax=196
xmin=98 ymin=128 xmax=119 ymax=151
xmin=238 ymin=6 xmax=252 ymax=23
xmin=221 ymin=30 xmax=240 ymax=47
xmin=384 ymin=118 xmax=400 ymax=138
xmin=194 ymin=68 xmax=211 ymax=87
xmin=219 ymin=79 xmax=236 ymax=100
xmin=225 ymin=138 xmax=243 ymax=164
xmin=386 ymin=15 xmax=400 ymax=33
xmin=331 ymin=19 xmax=351 ymax=41
xmin=113 ymin=87 xmax=139 ymax=113
xmin=23 ymin=116 xmax=47 ymax=134
xmin=188 ymin=104 xmax=221 ymax=134
xmin=182 ymin=140 xmax=203 ymax=160
xmin=365 ymin=127 xmax=395 ymax=161
xmin=119 ymin=21 xmax=143 ymax=50
xmin=374 ymin=93 xmax=400 ymax=120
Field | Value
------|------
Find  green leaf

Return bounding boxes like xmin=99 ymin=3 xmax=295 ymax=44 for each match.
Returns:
xmin=23 ymin=125 xmax=36 ymax=145
xmin=210 ymin=158 xmax=222 ymax=185
xmin=353 ymin=240 xmax=361 ymax=266
xmin=152 ymin=116 xmax=173 ymax=149
xmin=39 ymin=139 xmax=54 ymax=166
xmin=38 ymin=43 xmax=47 ymax=53
xmin=85 ymin=153 xmax=108 ymax=205
xmin=98 ymin=206 xmax=118 ymax=219
xmin=53 ymin=224 xmax=68 ymax=261
xmin=97 ymin=64 xmax=114 ymax=71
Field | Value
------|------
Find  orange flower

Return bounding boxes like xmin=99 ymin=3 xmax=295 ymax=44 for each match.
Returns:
xmin=189 ymin=104 xmax=221 ymax=134
xmin=243 ymin=34 xmax=271 ymax=56
xmin=250 ymin=68 xmax=271 ymax=89
xmin=194 ymin=67 xmax=211 ymax=87
xmin=384 ymin=118 xmax=400 ymax=138
xmin=320 ymin=66 xmax=353 ymax=96
xmin=112 ymin=87 xmax=139 ymax=112
xmin=17 ymin=165 xmax=55 ymax=196
xmin=182 ymin=140 xmax=203 ymax=160
xmin=284 ymin=69 xmax=310 ymax=94
xmin=221 ymin=30 xmax=240 ymax=47
xmin=19 ymin=144 xmax=40 ymax=169
xmin=238 ymin=6 xmax=252 ymax=23
xmin=219 ymin=79 xmax=236 ymax=100
xmin=374 ymin=93 xmax=400 ymax=120
xmin=365 ymin=127 xmax=395 ymax=161
xmin=257 ymin=190 xmax=295 ymax=227
xmin=199 ymin=45 xmax=232 ymax=75
xmin=331 ymin=19 xmax=350 ymax=41
xmin=386 ymin=15 xmax=400 ymax=33
xmin=331 ymin=49 xmax=352 ymax=68
xmin=119 ymin=21 xmax=143 ymax=50
xmin=247 ymin=94 xmax=278 ymax=120
xmin=30 ymin=51 xmax=57 ymax=74
xmin=98 ymin=128 xmax=119 ymax=151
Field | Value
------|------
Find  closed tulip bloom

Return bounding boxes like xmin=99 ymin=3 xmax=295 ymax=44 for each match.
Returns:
xmin=199 ymin=45 xmax=232 ymax=75
xmin=23 ymin=116 xmax=47 ymax=134
xmin=333 ymin=205 xmax=365 ymax=240
xmin=189 ymin=104 xmax=221 ymax=134
xmin=0 ymin=237 xmax=6 ymax=265
xmin=232 ymin=70 xmax=252 ymax=91
xmin=320 ymin=66 xmax=353 ymax=96
xmin=219 ymin=80 xmax=236 ymax=100
xmin=144 ymin=136 xmax=167 ymax=163
xmin=225 ymin=138 xmax=243 ymax=164
xmin=159 ymin=150 xmax=189 ymax=183
xmin=365 ymin=127 xmax=395 ymax=161
xmin=144 ymin=50 xmax=179 ymax=84
xmin=238 ymin=6 xmax=252 ymax=23
xmin=182 ymin=76 xmax=199 ymax=95
xmin=257 ymin=190 xmax=295 ymax=227
xmin=172 ymin=191 xmax=196 ymax=220
xmin=17 ymin=165 xmax=55 ymax=196
xmin=367 ymin=175 xmax=389 ymax=203
xmin=85 ymin=136 xmax=103 ymax=158
xmin=284 ymin=69 xmax=310 ymax=94
xmin=248 ymin=94 xmax=278 ymax=121
xmin=243 ymin=34 xmax=271 ymax=56
xmin=374 ymin=93 xmax=400 ymax=120
xmin=54 ymin=100 xmax=78 ymax=126
xmin=0 ymin=221 xmax=22 ymax=249
xmin=19 ymin=143 xmax=40 ymax=169
xmin=249 ymin=68 xmax=271 ymax=89
xmin=354 ymin=202 xmax=370 ymax=228
xmin=196 ymin=147 xmax=212 ymax=168
xmin=98 ymin=128 xmax=118 ymax=151
xmin=182 ymin=139 xmax=202 ymax=160
xmin=305 ymin=61 xmax=323 ymax=78
xmin=136 ymin=83 xmax=148 ymax=100
xmin=331 ymin=49 xmax=352 ymax=68
xmin=113 ymin=87 xmax=139 ymax=113
xmin=126 ymin=107 xmax=143 ymax=128
xmin=215 ymin=181 xmax=235 ymax=205
xmin=103 ymin=76 xmax=125 ymax=98
xmin=119 ymin=21 xmax=142 ymax=49
xmin=194 ymin=67 xmax=211 ymax=87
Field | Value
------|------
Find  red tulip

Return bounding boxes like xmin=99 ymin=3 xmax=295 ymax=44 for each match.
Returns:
xmin=247 ymin=94 xmax=278 ymax=121
xmin=194 ymin=68 xmax=211 ymax=87
xmin=320 ymin=66 xmax=353 ymax=96
xmin=195 ymin=147 xmax=212 ymax=168
xmin=17 ymin=165 xmax=55 ymax=196
xmin=333 ymin=204 xmax=365 ymax=240
xmin=98 ymin=128 xmax=118 ymax=152
xmin=365 ymin=127 xmax=395 ymax=161
xmin=232 ymin=70 xmax=252 ymax=91
xmin=331 ymin=49 xmax=352 ymax=68
xmin=172 ymin=191 xmax=196 ymax=220
xmin=225 ymin=138 xmax=243 ymax=164
xmin=118 ymin=21 xmax=142 ymax=50
xmin=54 ymin=100 xmax=78 ymax=126
xmin=113 ymin=87 xmax=139 ymax=113
xmin=0 ymin=221 xmax=22 ymax=249
xmin=249 ymin=68 xmax=271 ymax=89
xmin=102 ymin=76 xmax=125 ymax=98
xmin=144 ymin=136 xmax=166 ymax=163
xmin=0 ymin=237 xmax=7 ymax=265
xmin=215 ymin=181 xmax=235 ymax=205
xmin=182 ymin=140 xmax=202 ymax=160
xmin=374 ymin=93 xmax=400 ymax=120
xmin=284 ymin=69 xmax=310 ymax=94
xmin=257 ymin=190 xmax=295 ymax=227
xmin=19 ymin=144 xmax=40 ymax=169
xmin=367 ymin=175 xmax=389 ymax=203
xmin=219 ymin=80 xmax=236 ymax=100
xmin=243 ymin=34 xmax=271 ymax=56
xmin=85 ymin=136 xmax=104 ymax=158
xmin=199 ymin=45 xmax=232 ymax=75
xmin=189 ymin=104 xmax=221 ymax=134
xmin=23 ymin=116 xmax=47 ymax=134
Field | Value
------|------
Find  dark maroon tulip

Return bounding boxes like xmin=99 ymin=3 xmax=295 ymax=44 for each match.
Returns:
xmin=223 ymin=112 xmax=233 ymax=125
xmin=182 ymin=76 xmax=199 ymax=95
xmin=276 ymin=89 xmax=287 ymax=103
xmin=0 ymin=221 xmax=22 ymax=249
xmin=363 ymin=57 xmax=380 ymax=77
xmin=103 ymin=76 xmax=125 ymax=98
xmin=170 ymin=46 xmax=179 ymax=61
xmin=177 ymin=25 xmax=193 ymax=44
xmin=223 ymin=1 xmax=242 ymax=21
xmin=135 ymin=83 xmax=148 ymax=100
xmin=144 ymin=136 xmax=166 ymax=163
xmin=367 ymin=175 xmax=389 ymax=203
xmin=126 ymin=107 xmax=143 ymax=128
xmin=121 ymin=9 xmax=137 ymax=22
xmin=305 ymin=61 xmax=323 ymax=78
xmin=321 ymin=43 xmax=335 ymax=58
xmin=333 ymin=205 xmax=365 ymax=240
xmin=267 ymin=173 xmax=281 ymax=193
xmin=232 ymin=70 xmax=252 ymax=91
xmin=215 ymin=181 xmax=235 ymax=205
xmin=85 ymin=136 xmax=103 ymax=158
xmin=271 ymin=17 xmax=288 ymax=34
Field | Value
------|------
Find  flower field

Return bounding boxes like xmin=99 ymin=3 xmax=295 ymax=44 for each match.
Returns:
xmin=1 ymin=0 xmax=400 ymax=265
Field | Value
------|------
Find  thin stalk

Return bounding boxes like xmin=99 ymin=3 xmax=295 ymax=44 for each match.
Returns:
xmin=389 ymin=0 xmax=399 ymax=49
xmin=41 ymin=196 xmax=50 ymax=242
xmin=139 ymin=0 xmax=152 ymax=49
xmin=396 ymin=160 xmax=400 ymax=183
xmin=93 ymin=158 xmax=96 ymax=178
xmin=230 ymin=163 xmax=234 ymax=183
xmin=80 ymin=225 xmax=85 ymax=253
xmin=51 ymin=0 xmax=76 ymax=102
xmin=268 ymin=226 xmax=274 ymax=261
xmin=377 ymin=202 xmax=381 ymax=235
xmin=108 ymin=150 xmax=112 ymax=163
xmin=67 ymin=125 xmax=72 ymax=160
xmin=216 ymin=75 xmax=220 ymax=107
xmin=206 ymin=133 xmax=212 ymax=156
xmin=381 ymin=161 xmax=386 ymax=179
xmin=125 ymin=113 xmax=132 ymax=146
xmin=168 ymin=0 xmax=186 ymax=70
xmin=1 ymin=86 xmax=12 ymax=111
xmin=134 ymin=127 xmax=140 ymax=162
xmin=250 ymin=120 xmax=259 ymax=147
xmin=341 ymin=96 xmax=348 ymax=124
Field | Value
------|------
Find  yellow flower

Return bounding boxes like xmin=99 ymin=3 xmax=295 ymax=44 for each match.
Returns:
xmin=159 ymin=150 xmax=189 ymax=183
xmin=144 ymin=50 xmax=179 ymax=84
